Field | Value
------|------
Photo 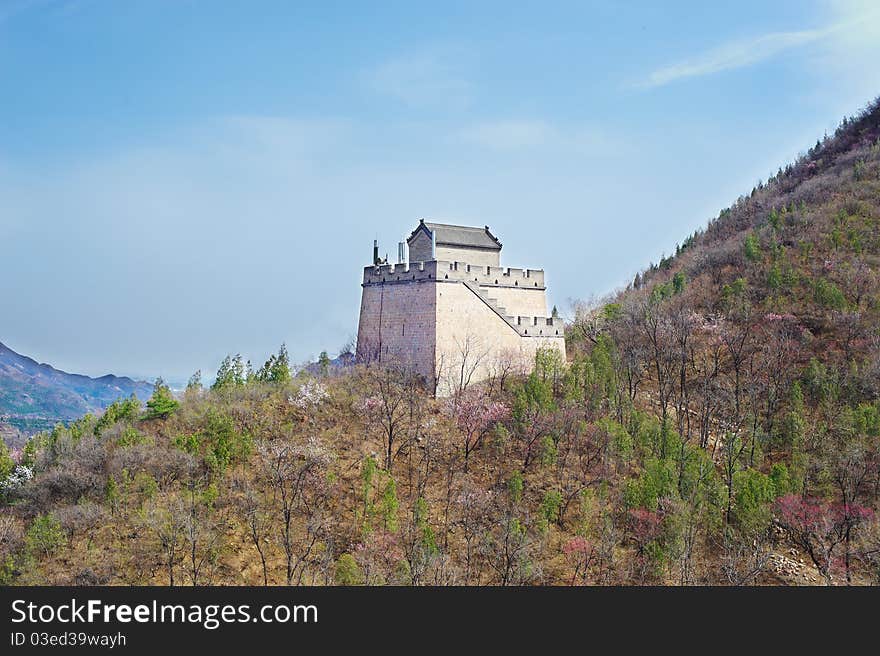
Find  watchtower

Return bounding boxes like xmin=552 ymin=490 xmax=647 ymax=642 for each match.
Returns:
xmin=356 ymin=220 xmax=565 ymax=395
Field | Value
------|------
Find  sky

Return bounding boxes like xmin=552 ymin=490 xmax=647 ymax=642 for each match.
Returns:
xmin=2 ymin=0 xmax=880 ymax=383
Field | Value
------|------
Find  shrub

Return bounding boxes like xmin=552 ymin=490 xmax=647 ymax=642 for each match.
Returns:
xmin=732 ymin=468 xmax=774 ymax=534
xmin=174 ymin=409 xmax=252 ymax=475
xmin=624 ymin=458 xmax=676 ymax=511
xmin=672 ymin=271 xmax=686 ymax=294
xmin=596 ymin=418 xmax=633 ymax=461
xmin=813 ymin=278 xmax=846 ymax=310
xmin=744 ymin=233 xmax=761 ymax=262
xmin=0 ymin=440 xmax=16 ymax=480
xmin=95 ymin=395 xmax=141 ymax=436
xmin=289 ymin=380 xmax=330 ymax=410
xmin=25 ymin=514 xmax=67 ymax=559
xmin=0 ymin=465 xmax=34 ymax=496
xmin=55 ymin=502 xmax=106 ymax=541
xmin=538 ymin=489 xmax=562 ymax=533
xmin=20 ymin=444 xmax=104 ymax=509
xmin=334 ymin=553 xmax=363 ymax=585
xmin=108 ymin=445 xmax=195 ymax=486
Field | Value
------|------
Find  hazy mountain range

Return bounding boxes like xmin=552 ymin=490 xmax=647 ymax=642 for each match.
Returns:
xmin=0 ymin=341 xmax=153 ymax=445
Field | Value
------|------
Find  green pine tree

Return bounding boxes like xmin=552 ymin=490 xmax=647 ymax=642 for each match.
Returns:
xmin=144 ymin=378 xmax=180 ymax=420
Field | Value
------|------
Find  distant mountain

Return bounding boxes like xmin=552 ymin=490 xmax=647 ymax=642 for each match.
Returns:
xmin=0 ymin=341 xmax=154 ymax=438
xmin=301 ymin=352 xmax=355 ymax=377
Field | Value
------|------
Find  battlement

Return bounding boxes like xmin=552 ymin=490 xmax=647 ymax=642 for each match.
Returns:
xmin=363 ymin=260 xmax=546 ymax=288
xmin=510 ymin=315 xmax=564 ymax=337
xmin=362 ymin=260 xmax=436 ymax=285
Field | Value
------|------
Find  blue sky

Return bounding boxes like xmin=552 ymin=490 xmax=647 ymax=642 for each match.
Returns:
xmin=1 ymin=0 xmax=879 ymax=383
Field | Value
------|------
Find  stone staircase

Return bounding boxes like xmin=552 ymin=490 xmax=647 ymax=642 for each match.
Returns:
xmin=462 ymin=280 xmax=529 ymax=336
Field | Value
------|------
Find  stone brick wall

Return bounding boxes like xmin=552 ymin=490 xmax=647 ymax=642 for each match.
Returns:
xmin=356 ymin=279 xmax=436 ymax=380
xmin=488 ymin=286 xmax=548 ymax=318
xmin=408 ymin=230 xmax=433 ymax=262
xmin=434 ymin=245 xmax=499 ymax=267
xmin=433 ymin=281 xmax=565 ymax=396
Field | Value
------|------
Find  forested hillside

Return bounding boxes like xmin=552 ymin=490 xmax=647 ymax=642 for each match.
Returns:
xmin=1 ymin=99 xmax=879 ymax=586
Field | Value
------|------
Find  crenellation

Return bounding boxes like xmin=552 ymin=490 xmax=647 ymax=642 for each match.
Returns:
xmin=512 ymin=315 xmax=562 ymax=331
xmin=364 ymin=260 xmax=546 ymax=289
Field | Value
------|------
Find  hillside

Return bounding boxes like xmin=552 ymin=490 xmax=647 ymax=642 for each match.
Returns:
xmin=0 ymin=98 xmax=878 ymax=587
xmin=629 ymin=96 xmax=880 ymax=319
xmin=583 ymin=96 xmax=880 ymax=446
xmin=0 ymin=341 xmax=154 ymax=440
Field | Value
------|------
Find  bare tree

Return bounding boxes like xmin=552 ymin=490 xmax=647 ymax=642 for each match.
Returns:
xmin=448 ymin=330 xmax=491 ymax=397
xmin=360 ymin=361 xmax=425 ymax=471
xmin=719 ymin=306 xmax=756 ymax=432
xmin=180 ymin=472 xmax=227 ymax=586
xmin=432 ymin=350 xmax=447 ymax=397
xmin=669 ymin=302 xmax=697 ymax=444
xmin=751 ymin=314 xmax=802 ymax=461
xmin=719 ymin=528 xmax=773 ymax=585
xmin=448 ymin=388 xmax=509 ymax=473
xmin=482 ymin=512 xmax=535 ymax=585
xmin=143 ymin=496 xmax=186 ymax=586
xmin=829 ymin=442 xmax=878 ymax=584
xmin=487 ymin=347 xmax=529 ymax=394
xmin=639 ymin=294 xmax=678 ymax=456
xmin=231 ymin=475 xmax=273 ymax=585
xmin=690 ymin=318 xmax=725 ymax=449
xmin=555 ymin=417 xmax=607 ymax=526
xmin=259 ymin=437 xmax=332 ymax=585
xmin=453 ymin=484 xmax=492 ymax=584
xmin=568 ymin=297 xmax=605 ymax=346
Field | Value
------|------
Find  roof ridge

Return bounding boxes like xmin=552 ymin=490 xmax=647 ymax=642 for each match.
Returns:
xmin=408 ymin=219 xmax=502 ymax=250
xmin=424 ymin=221 xmax=484 ymax=230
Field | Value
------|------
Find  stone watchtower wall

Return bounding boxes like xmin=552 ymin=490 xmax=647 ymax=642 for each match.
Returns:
xmin=355 ymin=264 xmax=438 ymax=382
xmin=356 ymin=254 xmax=566 ymax=395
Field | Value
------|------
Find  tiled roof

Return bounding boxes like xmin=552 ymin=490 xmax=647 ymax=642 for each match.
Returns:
xmin=408 ymin=220 xmax=502 ymax=250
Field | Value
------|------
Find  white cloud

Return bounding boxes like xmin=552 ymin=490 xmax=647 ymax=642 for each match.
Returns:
xmin=641 ymin=29 xmax=825 ymax=89
xmin=639 ymin=1 xmax=880 ymax=89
